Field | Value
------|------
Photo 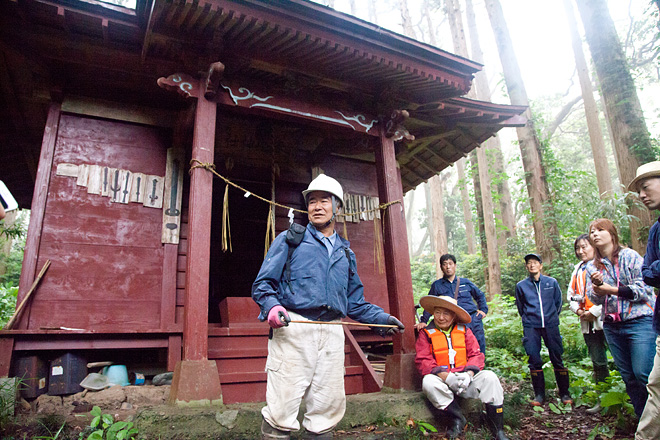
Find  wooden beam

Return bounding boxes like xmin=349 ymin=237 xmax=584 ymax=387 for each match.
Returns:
xmin=17 ymin=102 xmax=61 ymax=329
xmin=410 ymin=156 xmax=437 ymax=174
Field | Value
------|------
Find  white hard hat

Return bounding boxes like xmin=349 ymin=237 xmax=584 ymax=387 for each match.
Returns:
xmin=302 ymin=174 xmax=344 ymax=207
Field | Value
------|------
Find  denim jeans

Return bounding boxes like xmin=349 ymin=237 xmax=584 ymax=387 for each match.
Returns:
xmin=604 ymin=315 xmax=656 ymax=418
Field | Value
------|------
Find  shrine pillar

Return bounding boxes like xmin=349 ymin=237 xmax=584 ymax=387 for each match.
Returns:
xmin=374 ymin=120 xmax=418 ymax=391
xmin=160 ymin=64 xmax=224 ymax=405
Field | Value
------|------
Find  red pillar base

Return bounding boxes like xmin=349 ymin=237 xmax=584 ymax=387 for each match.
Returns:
xmin=168 ymin=360 xmax=223 ymax=405
xmin=383 ymin=353 xmax=420 ymax=391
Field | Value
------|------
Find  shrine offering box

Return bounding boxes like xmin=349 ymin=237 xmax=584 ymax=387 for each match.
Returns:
xmin=13 ymin=355 xmax=48 ymax=399
xmin=48 ymin=353 xmax=87 ymax=395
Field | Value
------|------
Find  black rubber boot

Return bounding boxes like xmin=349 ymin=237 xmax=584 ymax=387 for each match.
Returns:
xmin=530 ymin=369 xmax=545 ymax=406
xmin=261 ymin=419 xmax=290 ymax=440
xmin=444 ymin=399 xmax=466 ymax=439
xmin=594 ymin=366 xmax=609 ymax=384
xmin=555 ymin=368 xmax=573 ymax=405
xmin=485 ymin=404 xmax=509 ymax=440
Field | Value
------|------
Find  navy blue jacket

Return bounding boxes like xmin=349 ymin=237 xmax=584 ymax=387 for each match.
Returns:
xmin=642 ymin=217 xmax=660 ymax=335
xmin=251 ymin=223 xmax=390 ymax=325
xmin=420 ymin=277 xmax=488 ymax=324
xmin=515 ymin=275 xmax=563 ymax=328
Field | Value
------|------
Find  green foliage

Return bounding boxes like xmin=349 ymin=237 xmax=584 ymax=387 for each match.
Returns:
xmin=0 ymin=285 xmax=18 ymax=328
xmin=79 ymin=406 xmax=138 ymax=440
xmin=410 ymin=254 xmax=436 ymax=304
xmin=404 ymin=419 xmax=437 ymax=439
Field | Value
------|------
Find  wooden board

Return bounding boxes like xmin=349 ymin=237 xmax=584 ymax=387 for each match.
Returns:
xmin=161 ymin=148 xmax=184 ymax=244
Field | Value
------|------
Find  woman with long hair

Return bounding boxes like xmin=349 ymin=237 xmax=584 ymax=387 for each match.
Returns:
xmin=586 ymin=218 xmax=656 ymax=418
xmin=567 ymin=234 xmax=609 ymax=412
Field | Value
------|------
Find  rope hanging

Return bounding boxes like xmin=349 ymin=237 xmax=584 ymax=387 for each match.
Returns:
xmin=221 ymin=183 xmax=232 ymax=252
xmin=264 ymin=149 xmax=278 ymax=258
xmin=190 ymin=159 xmax=402 ymax=265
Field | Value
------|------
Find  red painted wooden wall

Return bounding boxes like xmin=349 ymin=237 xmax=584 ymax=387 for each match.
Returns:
xmin=27 ymin=115 xmax=171 ymax=331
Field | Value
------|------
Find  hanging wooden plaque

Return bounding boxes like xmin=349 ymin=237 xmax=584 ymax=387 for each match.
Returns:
xmin=162 ymin=148 xmax=185 ymax=244
xmin=87 ymin=165 xmax=102 ymax=195
xmin=143 ymin=175 xmax=164 ymax=209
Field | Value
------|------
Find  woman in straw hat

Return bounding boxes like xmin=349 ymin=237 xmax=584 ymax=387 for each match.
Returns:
xmin=415 ymin=295 xmax=508 ymax=440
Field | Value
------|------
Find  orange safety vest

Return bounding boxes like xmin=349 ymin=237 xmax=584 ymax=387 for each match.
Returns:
xmin=424 ymin=325 xmax=467 ymax=369
xmin=571 ymin=268 xmax=594 ymax=311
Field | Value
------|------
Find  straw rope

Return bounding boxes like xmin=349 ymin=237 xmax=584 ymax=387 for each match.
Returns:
xmin=189 ymin=159 xmax=402 ymax=219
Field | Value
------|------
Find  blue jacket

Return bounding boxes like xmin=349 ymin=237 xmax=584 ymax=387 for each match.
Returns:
xmin=251 ymin=223 xmax=390 ymax=325
xmin=420 ymin=276 xmax=488 ymax=324
xmin=515 ymin=275 xmax=563 ymax=328
xmin=642 ymin=217 xmax=660 ymax=335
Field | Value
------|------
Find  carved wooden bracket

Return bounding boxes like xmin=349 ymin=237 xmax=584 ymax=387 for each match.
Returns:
xmin=157 ymin=73 xmax=198 ymax=98
xmin=203 ymin=62 xmax=225 ymax=100
xmin=384 ymin=110 xmax=415 ymax=142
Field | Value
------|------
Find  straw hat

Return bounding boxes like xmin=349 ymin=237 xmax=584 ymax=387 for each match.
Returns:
xmin=419 ymin=295 xmax=471 ymax=324
xmin=628 ymin=161 xmax=660 ymax=191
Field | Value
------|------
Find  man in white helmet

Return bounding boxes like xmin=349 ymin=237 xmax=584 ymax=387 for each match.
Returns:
xmin=252 ymin=174 xmax=405 ymax=440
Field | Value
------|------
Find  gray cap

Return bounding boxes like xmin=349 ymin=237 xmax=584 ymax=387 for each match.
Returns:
xmin=524 ymin=253 xmax=542 ymax=263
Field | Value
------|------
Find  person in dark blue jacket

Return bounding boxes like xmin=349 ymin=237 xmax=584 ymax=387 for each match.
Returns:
xmin=415 ymin=254 xmax=489 ymax=353
xmin=630 ymin=161 xmax=660 ymax=439
xmin=252 ymin=174 xmax=404 ymax=440
xmin=515 ymin=253 xmax=572 ymax=407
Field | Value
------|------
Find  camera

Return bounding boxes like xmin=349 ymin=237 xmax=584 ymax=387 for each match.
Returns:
xmin=570 ymin=295 xmax=585 ymax=303
xmin=604 ymin=313 xmax=621 ymax=323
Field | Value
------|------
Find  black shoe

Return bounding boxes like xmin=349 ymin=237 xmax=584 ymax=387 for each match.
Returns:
xmin=444 ymin=399 xmax=466 ymax=439
xmin=261 ymin=419 xmax=290 ymax=440
xmin=485 ymin=404 xmax=509 ymax=440
xmin=530 ymin=370 xmax=545 ymax=406
xmin=554 ymin=368 xmax=573 ymax=404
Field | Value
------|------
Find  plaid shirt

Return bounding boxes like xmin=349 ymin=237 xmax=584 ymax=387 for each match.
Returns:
xmin=586 ymin=248 xmax=655 ymax=321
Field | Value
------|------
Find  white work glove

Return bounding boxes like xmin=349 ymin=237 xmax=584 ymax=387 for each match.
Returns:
xmin=444 ymin=373 xmax=461 ymax=393
xmin=454 ymin=372 xmax=472 ymax=393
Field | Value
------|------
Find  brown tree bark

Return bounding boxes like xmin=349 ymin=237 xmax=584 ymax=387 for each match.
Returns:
xmin=465 ymin=0 xmax=516 ymax=243
xmin=563 ymin=0 xmax=614 ymax=199
xmin=430 ymin=174 xmax=448 ymax=278
xmin=576 ymin=0 xmax=654 ymax=252
xmin=447 ymin=0 xmax=500 ymax=295
xmin=456 ymin=158 xmax=477 ymax=254
xmin=470 ymin=151 xmax=488 ymax=259
xmin=424 ymin=181 xmax=435 ymax=255
xmin=399 ymin=0 xmax=418 ymax=39
xmin=405 ymin=188 xmax=416 ymax=255
xmin=485 ymin=0 xmax=562 ymax=266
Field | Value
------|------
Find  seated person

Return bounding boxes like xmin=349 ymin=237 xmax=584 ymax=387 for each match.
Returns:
xmin=415 ymin=295 xmax=508 ymax=440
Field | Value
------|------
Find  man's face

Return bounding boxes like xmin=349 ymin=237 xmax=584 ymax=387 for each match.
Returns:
xmin=525 ymin=258 xmax=542 ymax=276
xmin=433 ymin=307 xmax=456 ymax=331
xmin=307 ymin=191 xmax=334 ymax=228
xmin=638 ymin=177 xmax=660 ymax=211
xmin=440 ymin=259 xmax=456 ymax=277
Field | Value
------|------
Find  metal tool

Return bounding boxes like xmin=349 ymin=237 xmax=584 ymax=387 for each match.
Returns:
xmin=149 ymin=179 xmax=159 ymax=204
xmin=109 ymin=170 xmax=121 ymax=201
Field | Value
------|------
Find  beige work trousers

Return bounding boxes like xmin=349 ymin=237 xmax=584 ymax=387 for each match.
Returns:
xmin=636 ymin=335 xmax=660 ymax=440
xmin=261 ymin=311 xmax=345 ymax=435
xmin=422 ymin=370 xmax=504 ymax=410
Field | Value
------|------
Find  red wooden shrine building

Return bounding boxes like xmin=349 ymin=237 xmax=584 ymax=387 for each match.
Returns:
xmin=0 ymin=0 xmax=525 ymax=403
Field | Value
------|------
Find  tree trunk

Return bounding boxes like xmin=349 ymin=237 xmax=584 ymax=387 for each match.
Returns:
xmin=422 ymin=0 xmax=437 ymax=46
xmin=465 ymin=0 xmax=516 ymax=243
xmin=405 ymin=188 xmax=416 ymax=255
xmin=563 ymin=0 xmax=614 ymax=199
xmin=470 ymin=151 xmax=487 ymax=259
xmin=430 ymin=174 xmax=448 ymax=278
xmin=485 ymin=0 xmax=561 ymax=266
xmin=576 ymin=0 xmax=654 ymax=252
xmin=368 ymin=0 xmax=378 ymax=25
xmin=398 ymin=0 xmax=417 ymax=39
xmin=457 ymin=158 xmax=477 ymax=254
xmin=477 ymin=145 xmax=502 ymax=299
xmin=447 ymin=0 xmax=500 ymax=295
xmin=348 ymin=0 xmax=356 ymax=15
xmin=424 ymin=181 xmax=435 ymax=254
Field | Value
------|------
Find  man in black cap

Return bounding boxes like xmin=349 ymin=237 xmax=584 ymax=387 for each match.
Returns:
xmin=515 ymin=253 xmax=572 ymax=407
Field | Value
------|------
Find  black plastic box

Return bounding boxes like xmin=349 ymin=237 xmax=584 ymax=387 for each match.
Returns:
xmin=48 ymin=353 xmax=87 ymax=395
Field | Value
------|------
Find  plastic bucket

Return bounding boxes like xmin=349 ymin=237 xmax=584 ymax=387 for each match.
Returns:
xmin=102 ymin=365 xmax=130 ymax=386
